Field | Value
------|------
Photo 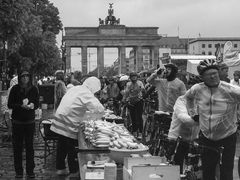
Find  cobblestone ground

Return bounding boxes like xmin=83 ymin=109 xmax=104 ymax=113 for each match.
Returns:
xmin=0 ymin=109 xmax=80 ymax=180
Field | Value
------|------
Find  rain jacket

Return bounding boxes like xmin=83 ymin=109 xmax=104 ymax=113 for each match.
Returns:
xmin=51 ymin=77 xmax=105 ymax=139
xmin=147 ymin=74 xmax=186 ymax=113
xmin=8 ymin=73 xmax=39 ymax=123
xmin=185 ymin=81 xmax=240 ymax=140
xmin=168 ymin=95 xmax=199 ymax=141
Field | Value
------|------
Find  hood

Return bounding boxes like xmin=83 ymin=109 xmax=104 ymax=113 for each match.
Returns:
xmin=17 ymin=70 xmax=33 ymax=87
xmin=83 ymin=76 xmax=101 ymax=94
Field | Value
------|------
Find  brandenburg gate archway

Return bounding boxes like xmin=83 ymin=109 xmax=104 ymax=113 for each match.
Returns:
xmin=63 ymin=4 xmax=161 ymax=75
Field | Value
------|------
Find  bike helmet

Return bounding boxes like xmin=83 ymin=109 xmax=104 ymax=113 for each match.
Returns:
xmin=164 ymin=63 xmax=178 ymax=73
xmin=119 ymin=75 xmax=129 ymax=81
xmin=197 ymin=59 xmax=219 ymax=75
xmin=129 ymin=72 xmax=138 ymax=78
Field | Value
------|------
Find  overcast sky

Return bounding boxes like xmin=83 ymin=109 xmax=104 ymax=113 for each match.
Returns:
xmin=49 ymin=0 xmax=240 ymax=71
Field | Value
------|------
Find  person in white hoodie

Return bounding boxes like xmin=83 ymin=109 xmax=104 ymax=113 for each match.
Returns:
xmin=50 ymin=77 xmax=105 ymax=178
xmin=168 ymin=76 xmax=201 ymax=174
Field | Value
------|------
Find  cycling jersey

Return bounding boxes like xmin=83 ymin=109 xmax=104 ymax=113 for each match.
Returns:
xmin=150 ymin=78 xmax=186 ymax=113
xmin=185 ymin=81 xmax=240 ymax=140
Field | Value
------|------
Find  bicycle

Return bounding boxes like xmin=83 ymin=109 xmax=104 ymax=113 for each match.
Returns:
xmin=167 ymin=137 xmax=224 ymax=180
xmin=142 ymin=98 xmax=156 ymax=143
xmin=144 ymin=111 xmax=172 ymax=156
xmin=120 ymin=101 xmax=133 ymax=133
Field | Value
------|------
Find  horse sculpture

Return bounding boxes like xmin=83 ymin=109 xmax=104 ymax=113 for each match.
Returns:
xmin=99 ymin=3 xmax=120 ymax=25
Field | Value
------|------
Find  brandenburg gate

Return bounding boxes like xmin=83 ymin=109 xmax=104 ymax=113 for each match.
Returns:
xmin=63 ymin=4 xmax=161 ymax=75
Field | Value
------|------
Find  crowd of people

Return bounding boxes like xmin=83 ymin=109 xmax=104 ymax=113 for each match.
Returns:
xmin=5 ymin=59 xmax=240 ymax=180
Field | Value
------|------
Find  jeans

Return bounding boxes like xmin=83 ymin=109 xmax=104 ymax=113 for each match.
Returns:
xmin=12 ymin=122 xmax=35 ymax=175
xmin=200 ymin=132 xmax=237 ymax=180
xmin=56 ymin=134 xmax=79 ymax=173
xmin=129 ymin=100 xmax=143 ymax=133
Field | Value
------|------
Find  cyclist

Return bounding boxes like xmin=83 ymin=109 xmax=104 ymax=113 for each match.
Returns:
xmin=184 ymin=59 xmax=240 ymax=180
xmin=168 ymin=75 xmax=202 ymax=174
xmin=118 ymin=75 xmax=129 ymax=101
xmin=123 ymin=72 xmax=145 ymax=138
xmin=218 ymin=62 xmax=230 ymax=83
xmin=147 ymin=63 xmax=186 ymax=114
xmin=106 ymin=77 xmax=120 ymax=115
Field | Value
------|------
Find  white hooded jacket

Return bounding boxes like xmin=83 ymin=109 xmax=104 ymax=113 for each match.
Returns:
xmin=51 ymin=77 xmax=104 ymax=139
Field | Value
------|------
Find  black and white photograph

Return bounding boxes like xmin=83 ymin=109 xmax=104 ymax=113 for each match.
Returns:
xmin=1 ymin=0 xmax=240 ymax=179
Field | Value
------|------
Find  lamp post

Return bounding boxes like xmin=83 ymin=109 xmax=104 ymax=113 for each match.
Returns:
xmin=61 ymin=30 xmax=66 ymax=73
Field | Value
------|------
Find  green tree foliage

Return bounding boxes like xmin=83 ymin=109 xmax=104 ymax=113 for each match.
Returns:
xmin=0 ymin=0 xmax=63 ymax=77
xmin=32 ymin=0 xmax=62 ymax=34
xmin=0 ymin=0 xmax=41 ymax=52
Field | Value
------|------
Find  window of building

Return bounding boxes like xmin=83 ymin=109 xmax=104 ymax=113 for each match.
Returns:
xmin=202 ymin=44 xmax=205 ymax=48
xmin=234 ymin=44 xmax=238 ymax=48
xmin=208 ymin=44 xmax=212 ymax=48
xmin=202 ymin=51 xmax=205 ymax=55
xmin=208 ymin=51 xmax=212 ymax=55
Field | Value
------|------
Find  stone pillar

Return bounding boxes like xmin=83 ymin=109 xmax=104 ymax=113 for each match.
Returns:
xmin=135 ymin=46 xmax=143 ymax=72
xmin=152 ymin=46 xmax=159 ymax=67
xmin=97 ymin=46 xmax=104 ymax=77
xmin=118 ymin=46 xmax=126 ymax=74
xmin=81 ymin=46 xmax=88 ymax=75
xmin=65 ymin=46 xmax=71 ymax=73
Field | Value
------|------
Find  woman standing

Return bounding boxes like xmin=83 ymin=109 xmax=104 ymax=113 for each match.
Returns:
xmin=8 ymin=70 xmax=39 ymax=178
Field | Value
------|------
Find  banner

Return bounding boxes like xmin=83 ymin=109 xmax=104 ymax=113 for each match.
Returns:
xmin=223 ymin=41 xmax=240 ymax=66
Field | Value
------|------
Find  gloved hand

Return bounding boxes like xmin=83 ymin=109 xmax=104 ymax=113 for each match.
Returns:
xmin=192 ymin=115 xmax=199 ymax=122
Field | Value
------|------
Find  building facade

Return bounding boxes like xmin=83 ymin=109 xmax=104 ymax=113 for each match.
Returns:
xmin=188 ymin=37 xmax=240 ymax=55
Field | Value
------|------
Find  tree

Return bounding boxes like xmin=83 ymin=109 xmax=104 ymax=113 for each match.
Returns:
xmin=32 ymin=0 xmax=62 ymax=34
xmin=13 ymin=31 xmax=62 ymax=76
xmin=0 ymin=0 xmax=63 ymax=77
xmin=0 ymin=0 xmax=41 ymax=52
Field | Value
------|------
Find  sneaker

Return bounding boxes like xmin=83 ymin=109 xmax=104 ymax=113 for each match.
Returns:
xmin=15 ymin=174 xmax=23 ymax=178
xmin=56 ymin=169 xmax=69 ymax=176
xmin=68 ymin=171 xmax=80 ymax=178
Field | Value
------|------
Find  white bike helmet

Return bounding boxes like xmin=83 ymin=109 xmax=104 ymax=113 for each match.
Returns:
xmin=119 ymin=75 xmax=129 ymax=81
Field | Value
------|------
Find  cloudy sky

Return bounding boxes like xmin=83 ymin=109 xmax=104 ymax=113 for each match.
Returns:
xmin=49 ymin=0 xmax=240 ymax=71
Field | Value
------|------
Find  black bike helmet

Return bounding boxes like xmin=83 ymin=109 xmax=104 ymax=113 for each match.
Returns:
xmin=129 ymin=72 xmax=138 ymax=78
xmin=197 ymin=59 xmax=219 ymax=75
xmin=164 ymin=63 xmax=178 ymax=73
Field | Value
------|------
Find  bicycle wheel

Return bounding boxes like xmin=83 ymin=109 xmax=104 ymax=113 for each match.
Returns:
xmin=143 ymin=116 xmax=151 ymax=143
xmin=184 ymin=170 xmax=197 ymax=180
xmin=124 ymin=106 xmax=132 ymax=133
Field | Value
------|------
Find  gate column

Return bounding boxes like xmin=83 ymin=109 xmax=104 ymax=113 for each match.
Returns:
xmin=151 ymin=46 xmax=159 ymax=67
xmin=66 ymin=46 xmax=71 ymax=73
xmin=81 ymin=46 xmax=88 ymax=75
xmin=118 ymin=46 xmax=126 ymax=74
xmin=97 ymin=46 xmax=104 ymax=77
xmin=136 ymin=46 xmax=143 ymax=72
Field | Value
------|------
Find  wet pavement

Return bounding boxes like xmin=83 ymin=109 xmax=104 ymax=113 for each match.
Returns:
xmin=0 ymin=109 xmax=80 ymax=180
xmin=0 ymin=110 xmax=239 ymax=180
